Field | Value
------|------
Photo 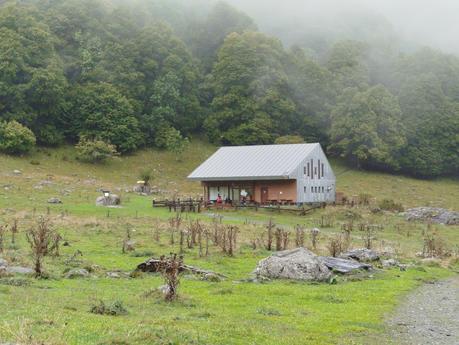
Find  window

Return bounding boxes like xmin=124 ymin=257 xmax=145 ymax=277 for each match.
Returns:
xmin=322 ymin=163 xmax=325 ymax=177
xmin=307 ymin=162 xmax=310 ymax=176
xmin=318 ymin=160 xmax=321 ymax=179
xmin=314 ymin=186 xmax=318 ymax=193
xmin=322 ymin=186 xmax=325 ymax=193
xmin=311 ymin=186 xmax=313 ymax=193
xmin=304 ymin=186 xmax=307 ymax=193
xmin=311 ymin=159 xmax=314 ymax=179
xmin=314 ymin=167 xmax=317 ymax=176
xmin=304 ymin=166 xmax=307 ymax=175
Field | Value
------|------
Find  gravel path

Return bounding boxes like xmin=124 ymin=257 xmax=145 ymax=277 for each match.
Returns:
xmin=387 ymin=276 xmax=459 ymax=345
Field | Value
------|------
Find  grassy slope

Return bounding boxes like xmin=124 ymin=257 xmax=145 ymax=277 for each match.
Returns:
xmin=0 ymin=140 xmax=458 ymax=345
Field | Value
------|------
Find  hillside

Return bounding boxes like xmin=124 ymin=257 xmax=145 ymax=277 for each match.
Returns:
xmin=0 ymin=141 xmax=458 ymax=345
xmin=0 ymin=0 xmax=457 ymax=178
xmin=1 ymin=140 xmax=457 ymax=212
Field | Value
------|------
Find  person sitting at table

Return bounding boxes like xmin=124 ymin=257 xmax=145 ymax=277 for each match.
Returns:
xmin=216 ymin=194 xmax=223 ymax=204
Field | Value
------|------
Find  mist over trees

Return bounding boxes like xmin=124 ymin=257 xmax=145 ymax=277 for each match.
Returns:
xmin=0 ymin=0 xmax=457 ymax=178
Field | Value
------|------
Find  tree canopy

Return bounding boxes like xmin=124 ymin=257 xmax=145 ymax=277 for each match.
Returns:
xmin=0 ymin=0 xmax=457 ymax=177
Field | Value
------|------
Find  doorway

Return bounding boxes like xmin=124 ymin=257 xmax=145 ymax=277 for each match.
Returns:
xmin=261 ymin=187 xmax=269 ymax=204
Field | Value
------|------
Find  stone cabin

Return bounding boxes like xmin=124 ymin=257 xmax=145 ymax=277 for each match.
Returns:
xmin=188 ymin=143 xmax=336 ymax=204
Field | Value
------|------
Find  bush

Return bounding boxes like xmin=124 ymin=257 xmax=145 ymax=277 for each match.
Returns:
xmin=0 ymin=121 xmax=36 ymax=154
xmin=36 ymin=124 xmax=64 ymax=146
xmin=90 ymin=300 xmax=128 ymax=316
xmin=274 ymin=135 xmax=305 ymax=144
xmin=75 ymin=138 xmax=118 ymax=163
xmin=378 ymin=199 xmax=404 ymax=212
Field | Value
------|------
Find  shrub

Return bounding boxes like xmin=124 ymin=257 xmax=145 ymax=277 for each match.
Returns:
xmin=378 ymin=199 xmax=404 ymax=212
xmin=139 ymin=169 xmax=153 ymax=185
xmin=0 ymin=121 xmax=36 ymax=154
xmin=90 ymin=300 xmax=128 ymax=316
xmin=26 ymin=217 xmax=58 ymax=277
xmin=75 ymin=138 xmax=118 ymax=163
xmin=36 ymin=124 xmax=64 ymax=146
xmin=274 ymin=135 xmax=305 ymax=144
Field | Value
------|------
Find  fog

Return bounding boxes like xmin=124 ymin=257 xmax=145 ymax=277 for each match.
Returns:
xmin=225 ymin=0 xmax=459 ymax=55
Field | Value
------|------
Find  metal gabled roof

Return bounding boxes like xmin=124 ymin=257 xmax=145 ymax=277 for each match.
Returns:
xmin=188 ymin=143 xmax=319 ymax=181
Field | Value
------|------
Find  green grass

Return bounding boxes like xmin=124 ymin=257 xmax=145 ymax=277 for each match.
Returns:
xmin=0 ymin=223 xmax=453 ymax=345
xmin=0 ymin=140 xmax=458 ymax=344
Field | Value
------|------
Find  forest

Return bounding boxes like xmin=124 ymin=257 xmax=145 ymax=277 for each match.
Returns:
xmin=0 ymin=0 xmax=458 ymax=177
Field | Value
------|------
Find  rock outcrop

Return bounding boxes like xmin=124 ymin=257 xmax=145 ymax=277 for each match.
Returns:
xmin=405 ymin=207 xmax=459 ymax=225
xmin=340 ymin=248 xmax=380 ymax=262
xmin=96 ymin=195 xmax=121 ymax=206
xmin=253 ymin=248 xmax=331 ymax=281
xmin=320 ymin=256 xmax=372 ymax=274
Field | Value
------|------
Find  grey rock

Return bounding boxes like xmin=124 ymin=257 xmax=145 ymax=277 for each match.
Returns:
xmin=3 ymin=266 xmax=34 ymax=275
xmin=106 ymin=271 xmax=128 ymax=279
xmin=320 ymin=256 xmax=372 ymax=274
xmin=133 ymin=185 xmax=152 ymax=195
xmin=12 ymin=170 xmax=21 ymax=175
xmin=382 ymin=259 xmax=400 ymax=268
xmin=47 ymin=197 xmax=62 ymax=204
xmin=123 ymin=240 xmax=136 ymax=252
xmin=201 ymin=272 xmax=222 ymax=282
xmin=254 ymin=247 xmax=331 ymax=281
xmin=405 ymin=207 xmax=459 ymax=225
xmin=96 ymin=194 xmax=121 ymax=206
xmin=65 ymin=268 xmax=89 ymax=279
xmin=0 ymin=258 xmax=7 ymax=267
xmin=158 ymin=284 xmax=171 ymax=295
xmin=340 ymin=248 xmax=380 ymax=262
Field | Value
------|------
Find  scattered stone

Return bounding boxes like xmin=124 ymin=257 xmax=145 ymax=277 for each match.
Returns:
xmin=382 ymin=259 xmax=400 ymax=268
xmin=340 ymin=248 xmax=380 ymax=262
xmin=47 ymin=197 xmax=62 ymax=204
xmin=133 ymin=185 xmax=152 ymax=195
xmin=420 ymin=258 xmax=442 ymax=266
xmin=253 ymin=248 xmax=331 ymax=282
xmin=320 ymin=256 xmax=372 ymax=274
xmin=157 ymin=284 xmax=171 ymax=296
xmin=2 ymin=266 xmax=34 ymax=275
xmin=201 ymin=272 xmax=222 ymax=282
xmin=96 ymin=194 xmax=121 ymax=206
xmin=106 ymin=271 xmax=128 ymax=279
xmin=123 ymin=240 xmax=136 ymax=252
xmin=13 ymin=170 xmax=22 ymax=175
xmin=65 ymin=268 xmax=90 ymax=279
xmin=137 ymin=258 xmax=227 ymax=279
xmin=405 ymin=207 xmax=459 ymax=225
xmin=0 ymin=258 xmax=7 ymax=267
xmin=36 ymin=180 xmax=53 ymax=188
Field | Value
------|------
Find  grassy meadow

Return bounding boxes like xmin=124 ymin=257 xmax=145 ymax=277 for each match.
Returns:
xmin=0 ymin=140 xmax=458 ymax=345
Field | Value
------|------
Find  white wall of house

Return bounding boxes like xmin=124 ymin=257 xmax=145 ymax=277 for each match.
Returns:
xmin=292 ymin=145 xmax=336 ymax=204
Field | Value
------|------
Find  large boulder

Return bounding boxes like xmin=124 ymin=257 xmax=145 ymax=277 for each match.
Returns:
xmin=65 ymin=268 xmax=90 ymax=279
xmin=340 ymin=248 xmax=380 ymax=262
xmin=320 ymin=256 xmax=372 ymax=274
xmin=96 ymin=195 xmax=121 ymax=206
xmin=1 ymin=266 xmax=34 ymax=275
xmin=405 ymin=207 xmax=459 ymax=225
xmin=254 ymin=248 xmax=331 ymax=282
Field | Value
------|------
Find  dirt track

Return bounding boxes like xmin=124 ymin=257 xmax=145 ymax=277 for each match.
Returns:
xmin=387 ymin=276 xmax=459 ymax=345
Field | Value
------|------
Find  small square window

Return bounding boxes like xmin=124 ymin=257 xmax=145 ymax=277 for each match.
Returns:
xmin=304 ymin=186 xmax=307 ymax=193
xmin=322 ymin=186 xmax=324 ymax=193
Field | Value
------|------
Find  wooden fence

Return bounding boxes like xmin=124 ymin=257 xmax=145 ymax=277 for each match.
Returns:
xmin=152 ymin=198 xmax=325 ymax=215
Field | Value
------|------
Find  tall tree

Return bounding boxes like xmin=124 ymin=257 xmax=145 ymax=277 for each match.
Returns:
xmin=329 ymin=85 xmax=405 ymax=170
